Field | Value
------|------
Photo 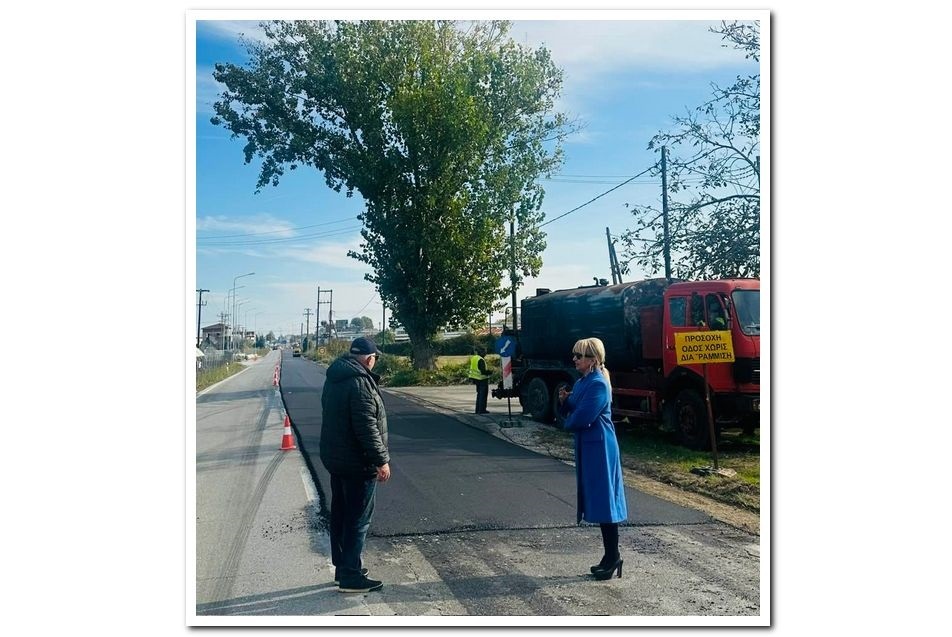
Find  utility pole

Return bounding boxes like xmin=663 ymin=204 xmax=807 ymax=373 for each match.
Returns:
xmin=381 ymin=302 xmax=387 ymax=345
xmin=661 ymin=146 xmax=672 ymax=283
xmin=218 ymin=311 xmax=228 ymax=351
xmin=303 ymin=308 xmax=312 ymax=350
xmin=196 ymin=289 xmax=209 ymax=347
xmin=317 ymin=288 xmax=334 ymax=343
xmin=605 ymin=229 xmax=624 ymax=286
xmin=509 ymin=216 xmax=518 ymax=334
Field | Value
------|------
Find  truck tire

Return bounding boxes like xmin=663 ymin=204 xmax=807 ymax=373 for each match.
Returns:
xmin=551 ymin=379 xmax=572 ymax=427
xmin=675 ymin=389 xmax=714 ymax=450
xmin=524 ymin=376 xmax=554 ymax=423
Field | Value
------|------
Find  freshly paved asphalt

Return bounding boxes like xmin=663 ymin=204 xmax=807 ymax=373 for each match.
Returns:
xmin=279 ymin=352 xmax=710 ymax=537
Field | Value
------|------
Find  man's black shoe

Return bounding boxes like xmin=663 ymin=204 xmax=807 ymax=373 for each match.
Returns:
xmin=333 ymin=568 xmax=368 ymax=584
xmin=338 ymin=575 xmax=383 ymax=593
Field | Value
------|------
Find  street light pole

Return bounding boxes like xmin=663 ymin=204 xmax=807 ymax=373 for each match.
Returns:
xmin=225 ymin=286 xmax=245 ymax=350
xmin=236 ymin=300 xmax=249 ymax=351
xmin=231 ymin=272 xmax=254 ymax=352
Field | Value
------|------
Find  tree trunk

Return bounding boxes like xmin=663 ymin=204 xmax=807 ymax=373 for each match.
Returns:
xmin=407 ymin=326 xmax=437 ymax=370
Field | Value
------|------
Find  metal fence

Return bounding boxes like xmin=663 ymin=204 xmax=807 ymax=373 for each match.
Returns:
xmin=196 ymin=347 xmax=261 ymax=386
xmin=196 ymin=348 xmax=232 ymax=373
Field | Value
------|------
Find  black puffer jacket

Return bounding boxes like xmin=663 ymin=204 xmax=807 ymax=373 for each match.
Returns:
xmin=319 ymin=355 xmax=389 ymax=477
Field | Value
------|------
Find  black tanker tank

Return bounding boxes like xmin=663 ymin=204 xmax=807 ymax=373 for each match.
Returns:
xmin=518 ymin=278 xmax=675 ymax=371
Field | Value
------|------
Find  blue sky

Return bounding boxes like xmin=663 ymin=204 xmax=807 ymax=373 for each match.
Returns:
xmin=192 ymin=12 xmax=763 ymax=340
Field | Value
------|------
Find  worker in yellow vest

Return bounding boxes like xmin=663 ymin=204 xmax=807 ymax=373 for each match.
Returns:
xmin=468 ymin=345 xmax=491 ymax=414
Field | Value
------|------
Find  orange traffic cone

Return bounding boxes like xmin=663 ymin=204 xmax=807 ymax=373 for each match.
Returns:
xmin=280 ymin=414 xmax=296 ymax=450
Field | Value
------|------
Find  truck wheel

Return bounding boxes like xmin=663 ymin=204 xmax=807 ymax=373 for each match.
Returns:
xmin=551 ymin=379 xmax=572 ymax=427
xmin=675 ymin=389 xmax=712 ymax=450
xmin=524 ymin=377 xmax=553 ymax=423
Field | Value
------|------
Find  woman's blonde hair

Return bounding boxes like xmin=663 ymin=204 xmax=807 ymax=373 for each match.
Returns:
xmin=572 ymin=337 xmax=611 ymax=390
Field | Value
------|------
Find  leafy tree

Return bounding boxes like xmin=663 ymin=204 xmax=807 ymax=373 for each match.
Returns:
xmin=266 ymin=330 xmax=276 ymax=342
xmin=620 ymin=21 xmax=760 ymax=279
xmin=377 ymin=328 xmax=396 ymax=347
xmin=211 ymin=20 xmax=569 ymax=369
xmin=350 ymin=316 xmax=374 ymax=330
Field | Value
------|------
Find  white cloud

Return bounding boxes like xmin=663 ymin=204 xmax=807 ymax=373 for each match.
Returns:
xmin=197 ymin=213 xmax=297 ymax=237
xmin=198 ymin=20 xmax=267 ymax=44
xmin=514 ymin=19 xmax=751 ymax=77
xmin=195 ymin=67 xmax=222 ymax=115
xmin=281 ymin=239 xmax=369 ymax=271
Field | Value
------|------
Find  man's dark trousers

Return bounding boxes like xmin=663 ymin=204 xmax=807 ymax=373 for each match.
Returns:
xmin=475 ymin=378 xmax=489 ymax=413
xmin=329 ymin=473 xmax=377 ymax=583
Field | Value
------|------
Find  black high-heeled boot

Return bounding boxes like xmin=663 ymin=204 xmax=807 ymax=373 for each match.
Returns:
xmin=592 ymin=558 xmax=623 ymax=580
xmin=592 ymin=523 xmax=620 ymax=575
xmin=590 ymin=557 xmax=610 ymax=574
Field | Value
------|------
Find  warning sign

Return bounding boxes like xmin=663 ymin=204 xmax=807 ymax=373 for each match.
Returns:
xmin=674 ymin=330 xmax=735 ymax=365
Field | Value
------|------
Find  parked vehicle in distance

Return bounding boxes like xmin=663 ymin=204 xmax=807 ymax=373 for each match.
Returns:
xmin=492 ymin=277 xmax=760 ymax=449
xmin=292 ymin=347 xmax=301 ymax=357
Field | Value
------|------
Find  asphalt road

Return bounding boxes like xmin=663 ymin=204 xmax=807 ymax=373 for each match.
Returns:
xmin=280 ymin=353 xmax=711 ymax=535
xmin=194 ymin=350 xmax=761 ymax=620
xmin=277 ymin=352 xmax=760 ymax=618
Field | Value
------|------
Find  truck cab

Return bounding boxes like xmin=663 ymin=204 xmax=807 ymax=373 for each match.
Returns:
xmin=658 ymin=279 xmax=760 ymax=446
xmin=495 ymin=277 xmax=760 ymax=449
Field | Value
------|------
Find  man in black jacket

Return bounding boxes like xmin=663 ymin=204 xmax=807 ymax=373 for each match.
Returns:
xmin=320 ymin=336 xmax=390 ymax=593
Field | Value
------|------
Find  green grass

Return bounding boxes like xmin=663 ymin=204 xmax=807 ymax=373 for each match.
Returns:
xmin=309 ymin=352 xmax=503 ymax=387
xmin=196 ymin=363 xmax=245 ymax=392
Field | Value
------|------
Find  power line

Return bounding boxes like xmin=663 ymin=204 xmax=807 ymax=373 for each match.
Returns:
xmin=540 ymin=164 xmax=658 ymax=228
xmin=349 ymin=294 xmax=379 ymax=319
xmin=197 ymin=215 xmax=358 ymax=239
xmin=198 ymin=226 xmax=362 ymax=246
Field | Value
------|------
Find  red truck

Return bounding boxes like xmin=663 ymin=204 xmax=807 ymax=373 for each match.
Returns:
xmin=492 ymin=278 xmax=760 ymax=448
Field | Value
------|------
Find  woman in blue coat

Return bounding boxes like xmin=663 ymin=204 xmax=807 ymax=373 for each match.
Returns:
xmin=557 ymin=337 xmax=628 ymax=580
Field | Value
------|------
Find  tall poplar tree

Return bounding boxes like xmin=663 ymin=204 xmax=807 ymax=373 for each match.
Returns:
xmin=211 ymin=20 xmax=569 ymax=368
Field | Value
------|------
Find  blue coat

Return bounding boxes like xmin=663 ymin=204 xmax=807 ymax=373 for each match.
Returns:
xmin=559 ymin=369 xmax=628 ymax=524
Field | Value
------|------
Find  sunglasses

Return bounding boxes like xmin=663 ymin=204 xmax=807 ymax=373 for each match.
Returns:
xmin=572 ymin=353 xmax=593 ymax=360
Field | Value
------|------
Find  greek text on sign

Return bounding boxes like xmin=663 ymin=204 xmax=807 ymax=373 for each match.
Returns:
xmin=674 ymin=330 xmax=735 ymax=364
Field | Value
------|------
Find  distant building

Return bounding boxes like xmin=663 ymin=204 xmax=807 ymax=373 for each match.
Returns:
xmin=201 ymin=323 xmax=227 ymax=346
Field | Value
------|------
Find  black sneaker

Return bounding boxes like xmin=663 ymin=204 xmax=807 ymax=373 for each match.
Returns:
xmin=338 ymin=575 xmax=383 ymax=593
xmin=333 ymin=567 xmax=368 ymax=584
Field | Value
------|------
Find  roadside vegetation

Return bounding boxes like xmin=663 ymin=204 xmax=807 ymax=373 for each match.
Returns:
xmin=308 ymin=333 xmax=501 ymax=387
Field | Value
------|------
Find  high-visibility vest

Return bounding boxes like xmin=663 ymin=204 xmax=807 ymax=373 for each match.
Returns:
xmin=468 ymin=355 xmax=490 ymax=380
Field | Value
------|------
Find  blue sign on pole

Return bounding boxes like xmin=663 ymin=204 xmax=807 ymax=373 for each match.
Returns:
xmin=496 ymin=335 xmax=515 ymax=357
